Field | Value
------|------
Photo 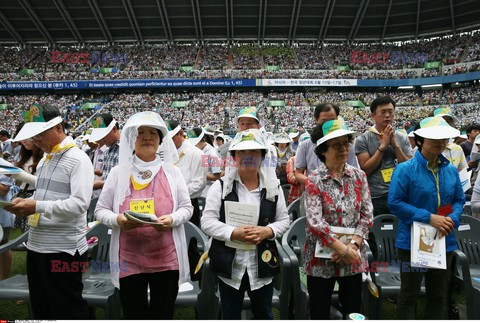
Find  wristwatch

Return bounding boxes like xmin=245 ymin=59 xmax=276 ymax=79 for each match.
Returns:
xmin=350 ymin=239 xmax=361 ymax=249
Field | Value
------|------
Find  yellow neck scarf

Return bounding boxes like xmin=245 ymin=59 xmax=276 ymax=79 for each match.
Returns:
xmin=45 ymin=143 xmax=77 ymax=161
xmin=130 ymin=176 xmax=150 ymax=191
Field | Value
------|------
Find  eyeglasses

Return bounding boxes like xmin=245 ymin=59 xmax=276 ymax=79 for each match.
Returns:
xmin=327 ymin=141 xmax=351 ymax=151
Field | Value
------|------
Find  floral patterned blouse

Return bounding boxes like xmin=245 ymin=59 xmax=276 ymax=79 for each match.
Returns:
xmin=303 ymin=161 xmax=373 ymax=278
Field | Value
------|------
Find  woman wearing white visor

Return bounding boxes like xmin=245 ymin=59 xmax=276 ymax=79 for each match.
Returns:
xmin=201 ymin=129 xmax=290 ymax=319
xmin=95 ymin=111 xmax=193 ymax=319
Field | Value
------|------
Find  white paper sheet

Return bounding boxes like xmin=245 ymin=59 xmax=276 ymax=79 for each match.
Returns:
xmin=459 ymin=167 xmax=472 ymax=193
xmin=314 ymin=226 xmax=355 ymax=258
xmin=224 ymin=201 xmax=259 ymax=250
xmin=411 ymin=221 xmax=446 ymax=269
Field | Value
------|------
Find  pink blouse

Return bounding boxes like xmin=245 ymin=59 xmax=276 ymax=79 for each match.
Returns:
xmin=119 ymin=168 xmax=178 ymax=278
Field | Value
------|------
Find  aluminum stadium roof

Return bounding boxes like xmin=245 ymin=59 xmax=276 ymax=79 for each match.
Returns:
xmin=0 ymin=0 xmax=479 ymax=44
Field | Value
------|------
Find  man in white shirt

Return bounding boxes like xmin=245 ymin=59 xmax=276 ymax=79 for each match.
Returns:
xmin=187 ymin=127 xmax=222 ymax=197
xmin=167 ymin=120 xmax=206 ymax=226
xmin=89 ymin=114 xmax=120 ymax=190
xmin=6 ymin=105 xmax=93 ymax=319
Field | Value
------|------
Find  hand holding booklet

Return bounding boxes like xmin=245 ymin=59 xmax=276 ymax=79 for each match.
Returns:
xmin=411 ymin=221 xmax=446 ymax=269
xmin=224 ymin=201 xmax=259 ymax=250
xmin=123 ymin=210 xmax=162 ymax=226
xmin=315 ymin=226 xmax=356 ymax=258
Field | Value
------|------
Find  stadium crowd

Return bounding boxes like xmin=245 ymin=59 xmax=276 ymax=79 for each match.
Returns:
xmin=1 ymin=85 xmax=479 ymax=135
xmin=1 ymin=31 xmax=479 ymax=82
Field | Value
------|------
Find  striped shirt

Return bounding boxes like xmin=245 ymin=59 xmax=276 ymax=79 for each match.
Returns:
xmin=442 ymin=143 xmax=467 ymax=171
xmin=29 ymin=137 xmax=94 ymax=255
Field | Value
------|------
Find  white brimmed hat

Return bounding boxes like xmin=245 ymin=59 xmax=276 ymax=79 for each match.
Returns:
xmin=236 ymin=107 xmax=259 ymax=122
xmin=229 ymin=129 xmax=267 ymax=152
xmin=474 ymin=135 xmax=480 ymax=145
xmin=288 ymin=128 xmax=300 ymax=139
xmin=14 ymin=104 xmax=63 ymax=142
xmin=89 ymin=114 xmax=117 ymax=143
xmin=414 ymin=116 xmax=460 ymax=139
xmin=407 ymin=131 xmax=415 ymax=138
xmin=433 ymin=107 xmax=457 ymax=123
xmin=187 ymin=128 xmax=205 ymax=146
xmin=82 ymin=128 xmax=94 ymax=142
xmin=122 ymin=111 xmax=168 ymax=138
xmin=167 ymin=121 xmax=182 ymax=138
xmin=299 ymin=133 xmax=311 ymax=142
xmin=203 ymin=125 xmax=215 ymax=136
xmin=316 ymin=119 xmax=358 ymax=146
xmin=274 ymin=132 xmax=291 ymax=144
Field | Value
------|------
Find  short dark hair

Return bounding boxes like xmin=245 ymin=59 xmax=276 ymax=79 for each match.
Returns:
xmin=313 ymin=124 xmax=353 ymax=163
xmin=0 ymin=130 xmax=10 ymax=138
xmin=42 ymin=105 xmax=65 ymax=132
xmin=314 ymin=103 xmax=340 ymax=121
xmin=41 ymin=104 xmax=61 ymax=122
xmin=465 ymin=124 xmax=480 ymax=138
xmin=413 ymin=122 xmax=424 ymax=151
xmin=310 ymin=123 xmax=323 ymax=144
xmin=167 ymin=120 xmax=180 ymax=131
xmin=370 ymin=96 xmax=396 ymax=114
xmin=100 ymin=113 xmax=118 ymax=130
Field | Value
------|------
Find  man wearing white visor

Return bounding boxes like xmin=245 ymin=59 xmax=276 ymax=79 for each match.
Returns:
xmin=288 ymin=128 xmax=300 ymax=152
xmin=89 ymin=113 xmax=120 ymax=190
xmin=187 ymin=127 xmax=222 ymax=198
xmin=167 ymin=120 xmax=205 ymax=227
xmin=6 ymin=104 xmax=93 ymax=319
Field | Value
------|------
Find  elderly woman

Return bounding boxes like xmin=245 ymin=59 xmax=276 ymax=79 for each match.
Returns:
xmin=95 ymin=111 xmax=193 ymax=319
xmin=304 ymin=119 xmax=373 ymax=319
xmin=201 ymin=129 xmax=290 ymax=319
xmin=388 ymin=117 xmax=465 ymax=319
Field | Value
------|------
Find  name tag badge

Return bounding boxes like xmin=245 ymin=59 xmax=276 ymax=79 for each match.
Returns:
xmin=129 ymin=199 xmax=155 ymax=215
xmin=28 ymin=213 xmax=41 ymax=227
xmin=381 ymin=167 xmax=394 ymax=183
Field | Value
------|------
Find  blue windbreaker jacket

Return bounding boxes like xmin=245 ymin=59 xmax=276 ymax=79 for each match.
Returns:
xmin=388 ymin=150 xmax=465 ymax=252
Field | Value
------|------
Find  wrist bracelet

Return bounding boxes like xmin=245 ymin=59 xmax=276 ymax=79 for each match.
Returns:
xmin=377 ymin=147 xmax=385 ymax=153
xmin=341 ymin=245 xmax=350 ymax=258
xmin=350 ymin=240 xmax=361 ymax=249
